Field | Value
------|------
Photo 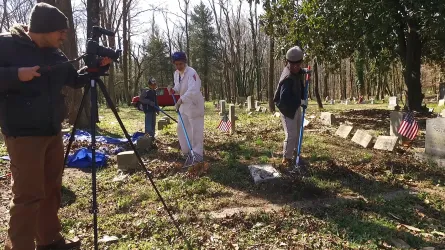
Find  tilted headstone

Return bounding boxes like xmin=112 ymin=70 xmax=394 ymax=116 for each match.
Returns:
xmin=351 ymin=129 xmax=373 ymax=148
xmin=117 ymin=151 xmax=140 ymax=171
xmin=438 ymin=99 xmax=445 ymax=107
xmin=390 ymin=111 xmax=404 ymax=137
xmin=388 ymin=96 xmax=398 ymax=109
xmin=425 ymin=118 xmax=445 ymax=157
xmin=248 ymin=164 xmax=282 ymax=184
xmin=229 ymin=104 xmax=236 ymax=134
xmin=320 ymin=112 xmax=336 ymax=126
xmin=373 ymin=136 xmax=399 ymax=151
xmin=246 ymin=96 xmax=255 ymax=111
xmin=219 ymin=100 xmax=227 ymax=115
xmin=335 ymin=125 xmax=354 ymax=139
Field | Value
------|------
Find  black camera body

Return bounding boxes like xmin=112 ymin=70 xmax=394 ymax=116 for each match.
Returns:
xmin=84 ymin=26 xmax=122 ymax=74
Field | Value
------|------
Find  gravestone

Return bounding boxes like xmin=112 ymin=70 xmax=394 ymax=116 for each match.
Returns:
xmin=390 ymin=111 xmax=404 ymax=137
xmin=255 ymin=101 xmax=260 ymax=108
xmin=351 ymin=130 xmax=373 ymax=148
xmin=248 ymin=164 xmax=282 ymax=184
xmin=345 ymin=100 xmax=349 ymax=105
xmin=161 ymin=116 xmax=171 ymax=124
xmin=246 ymin=96 xmax=255 ymax=111
xmin=219 ymin=100 xmax=227 ymax=116
xmin=438 ymin=99 xmax=445 ymax=107
xmin=320 ymin=112 xmax=336 ymax=126
xmin=157 ymin=119 xmax=168 ymax=130
xmin=330 ymin=99 xmax=334 ymax=105
xmin=370 ymin=98 xmax=374 ymax=104
xmin=425 ymin=118 xmax=445 ymax=157
xmin=388 ymin=96 xmax=398 ymax=109
xmin=136 ymin=136 xmax=153 ymax=150
xmin=255 ymin=106 xmax=261 ymax=112
xmin=229 ymin=104 xmax=236 ymax=134
xmin=117 ymin=151 xmax=140 ymax=171
xmin=373 ymin=136 xmax=399 ymax=152
xmin=335 ymin=125 xmax=354 ymax=139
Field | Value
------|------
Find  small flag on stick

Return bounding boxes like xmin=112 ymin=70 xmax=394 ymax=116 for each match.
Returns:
xmin=398 ymin=111 xmax=419 ymax=140
xmin=217 ymin=114 xmax=231 ymax=132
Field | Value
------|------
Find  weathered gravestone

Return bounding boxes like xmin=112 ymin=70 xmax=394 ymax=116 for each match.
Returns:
xmin=219 ymin=100 xmax=227 ymax=116
xmin=248 ymin=164 xmax=282 ymax=184
xmin=335 ymin=125 xmax=354 ymax=139
xmin=161 ymin=116 xmax=171 ymax=124
xmin=373 ymin=136 xmax=399 ymax=152
xmin=136 ymin=136 xmax=153 ymax=150
xmin=351 ymin=130 xmax=373 ymax=148
xmin=255 ymin=101 xmax=260 ymax=109
xmin=158 ymin=119 xmax=168 ymax=130
xmin=330 ymin=99 xmax=334 ymax=105
xmin=388 ymin=96 xmax=398 ymax=109
xmin=390 ymin=111 xmax=404 ymax=137
xmin=425 ymin=118 xmax=445 ymax=157
xmin=320 ymin=112 xmax=336 ymax=126
xmin=229 ymin=104 xmax=236 ymax=134
xmin=246 ymin=96 xmax=255 ymax=111
xmin=370 ymin=98 xmax=374 ymax=104
xmin=438 ymin=99 xmax=445 ymax=107
xmin=117 ymin=151 xmax=140 ymax=171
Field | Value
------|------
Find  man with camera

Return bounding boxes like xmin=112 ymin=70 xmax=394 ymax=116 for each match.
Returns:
xmin=0 ymin=3 xmax=111 ymax=250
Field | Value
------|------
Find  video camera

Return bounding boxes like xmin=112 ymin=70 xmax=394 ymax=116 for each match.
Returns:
xmin=84 ymin=26 xmax=122 ymax=74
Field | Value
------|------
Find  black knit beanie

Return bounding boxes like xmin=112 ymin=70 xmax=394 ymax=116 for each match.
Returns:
xmin=29 ymin=3 xmax=69 ymax=33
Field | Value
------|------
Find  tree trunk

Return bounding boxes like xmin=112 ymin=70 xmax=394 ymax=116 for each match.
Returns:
xmin=122 ymin=0 xmax=130 ymax=105
xmin=313 ymin=60 xmax=323 ymax=109
xmin=404 ymin=22 xmax=423 ymax=111
xmin=268 ymin=37 xmax=275 ymax=112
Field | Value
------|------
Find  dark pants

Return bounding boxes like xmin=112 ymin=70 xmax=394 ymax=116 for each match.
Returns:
xmin=4 ymin=133 xmax=65 ymax=250
xmin=144 ymin=111 xmax=156 ymax=137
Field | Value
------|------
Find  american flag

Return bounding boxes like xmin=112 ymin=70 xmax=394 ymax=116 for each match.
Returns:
xmin=217 ymin=115 xmax=231 ymax=132
xmin=398 ymin=111 xmax=419 ymax=140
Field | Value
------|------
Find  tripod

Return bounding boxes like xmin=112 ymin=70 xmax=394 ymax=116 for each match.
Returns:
xmin=63 ymin=70 xmax=189 ymax=249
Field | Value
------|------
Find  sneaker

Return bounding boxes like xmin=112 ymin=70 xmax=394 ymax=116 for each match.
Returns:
xmin=36 ymin=237 xmax=81 ymax=250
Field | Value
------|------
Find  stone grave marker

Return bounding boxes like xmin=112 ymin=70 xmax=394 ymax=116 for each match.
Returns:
xmin=117 ymin=151 xmax=140 ymax=171
xmin=320 ymin=112 xmax=336 ymax=126
xmin=390 ymin=111 xmax=404 ymax=137
xmin=136 ymin=136 xmax=153 ymax=150
xmin=161 ymin=116 xmax=171 ymax=124
xmin=388 ymin=96 xmax=398 ymax=109
xmin=255 ymin=101 xmax=260 ymax=109
xmin=425 ymin=118 xmax=445 ymax=157
xmin=335 ymin=125 xmax=354 ymax=139
xmin=248 ymin=164 xmax=282 ymax=184
xmin=219 ymin=100 xmax=227 ymax=116
xmin=351 ymin=129 xmax=373 ymax=148
xmin=373 ymin=136 xmax=399 ymax=151
xmin=157 ymin=119 xmax=168 ymax=130
xmin=330 ymin=99 xmax=334 ymax=105
xmin=246 ymin=96 xmax=255 ymax=111
xmin=229 ymin=104 xmax=236 ymax=134
xmin=370 ymin=98 xmax=374 ymax=104
xmin=438 ymin=99 xmax=445 ymax=107
xmin=345 ymin=100 xmax=349 ymax=105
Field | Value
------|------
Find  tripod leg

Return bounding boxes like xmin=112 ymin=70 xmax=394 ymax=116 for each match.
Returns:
xmin=96 ymin=79 xmax=190 ymax=247
xmin=63 ymin=84 xmax=91 ymax=168
xmin=90 ymin=79 xmax=99 ymax=250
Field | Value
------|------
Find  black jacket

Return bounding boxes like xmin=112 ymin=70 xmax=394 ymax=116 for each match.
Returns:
xmin=140 ymin=88 xmax=158 ymax=113
xmin=273 ymin=69 xmax=305 ymax=119
xmin=0 ymin=25 xmax=89 ymax=137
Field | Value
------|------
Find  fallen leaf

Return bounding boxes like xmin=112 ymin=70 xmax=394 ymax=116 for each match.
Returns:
xmin=98 ymin=235 xmax=119 ymax=243
xmin=401 ymin=224 xmax=422 ymax=232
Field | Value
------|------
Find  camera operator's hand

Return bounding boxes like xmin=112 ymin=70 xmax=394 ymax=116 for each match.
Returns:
xmin=18 ymin=66 xmax=41 ymax=82
xmin=175 ymin=98 xmax=182 ymax=111
xmin=301 ymin=99 xmax=308 ymax=109
xmin=100 ymin=57 xmax=113 ymax=66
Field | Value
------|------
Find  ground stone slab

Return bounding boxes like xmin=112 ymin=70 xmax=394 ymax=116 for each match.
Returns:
xmin=248 ymin=164 xmax=282 ymax=184
xmin=335 ymin=125 xmax=353 ymax=138
xmin=351 ymin=129 xmax=373 ymax=148
xmin=373 ymin=136 xmax=399 ymax=152
xmin=320 ymin=112 xmax=336 ymax=126
xmin=117 ymin=151 xmax=140 ymax=171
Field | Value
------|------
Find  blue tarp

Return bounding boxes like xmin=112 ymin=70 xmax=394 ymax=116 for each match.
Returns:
xmin=1 ymin=130 xmax=145 ymax=169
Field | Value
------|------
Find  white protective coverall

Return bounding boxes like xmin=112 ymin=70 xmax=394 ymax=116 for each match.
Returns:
xmin=172 ymin=66 xmax=205 ymax=157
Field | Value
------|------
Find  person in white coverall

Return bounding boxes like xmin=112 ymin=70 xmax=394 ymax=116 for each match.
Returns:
xmin=168 ymin=51 xmax=205 ymax=159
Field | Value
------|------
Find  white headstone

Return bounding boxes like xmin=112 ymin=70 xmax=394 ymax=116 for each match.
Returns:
xmin=438 ymin=99 xmax=445 ymax=107
xmin=335 ymin=125 xmax=354 ymax=139
xmin=246 ymin=96 xmax=255 ymax=111
xmin=330 ymin=99 xmax=334 ymax=105
xmin=320 ymin=112 xmax=336 ymax=126
xmin=255 ymin=101 xmax=260 ymax=108
xmin=425 ymin=118 xmax=445 ymax=157
xmin=219 ymin=100 xmax=226 ymax=115
xmin=390 ymin=111 xmax=404 ymax=137
xmin=345 ymin=100 xmax=349 ymax=105
xmin=373 ymin=136 xmax=399 ymax=151
xmin=370 ymin=98 xmax=374 ymax=104
xmin=351 ymin=130 xmax=373 ymax=148
xmin=248 ymin=164 xmax=282 ymax=184
xmin=388 ymin=96 xmax=398 ymax=109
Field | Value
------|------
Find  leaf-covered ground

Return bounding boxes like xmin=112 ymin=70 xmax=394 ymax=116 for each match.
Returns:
xmin=1 ymin=101 xmax=445 ymax=249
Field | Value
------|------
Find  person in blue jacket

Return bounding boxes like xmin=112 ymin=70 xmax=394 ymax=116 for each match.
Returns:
xmin=140 ymin=77 xmax=159 ymax=139
xmin=273 ymin=46 xmax=308 ymax=166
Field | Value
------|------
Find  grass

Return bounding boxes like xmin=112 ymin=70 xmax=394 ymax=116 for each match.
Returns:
xmin=0 ymin=101 xmax=445 ymax=249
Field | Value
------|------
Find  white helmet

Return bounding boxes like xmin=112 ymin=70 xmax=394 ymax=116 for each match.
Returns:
xmin=286 ymin=46 xmax=303 ymax=62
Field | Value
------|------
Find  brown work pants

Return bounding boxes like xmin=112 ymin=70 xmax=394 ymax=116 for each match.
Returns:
xmin=4 ymin=133 xmax=64 ymax=250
